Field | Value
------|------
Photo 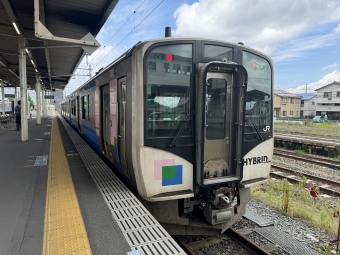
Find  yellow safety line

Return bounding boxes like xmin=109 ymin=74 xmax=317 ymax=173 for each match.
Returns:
xmin=42 ymin=112 xmax=92 ymax=255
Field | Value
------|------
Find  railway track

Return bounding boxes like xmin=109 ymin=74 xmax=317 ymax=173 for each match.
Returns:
xmin=270 ymin=164 xmax=340 ymax=197
xmin=226 ymin=228 xmax=271 ymax=255
xmin=174 ymin=228 xmax=271 ymax=255
xmin=273 ymin=148 xmax=340 ymax=170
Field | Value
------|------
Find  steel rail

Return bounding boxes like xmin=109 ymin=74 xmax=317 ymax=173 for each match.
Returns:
xmin=270 ymin=169 xmax=340 ymax=197
xmin=226 ymin=228 xmax=271 ymax=255
xmin=272 ymin=164 xmax=340 ymax=187
xmin=274 ymin=149 xmax=340 ymax=170
xmin=173 ymin=228 xmax=272 ymax=255
xmin=172 ymin=236 xmax=197 ymax=255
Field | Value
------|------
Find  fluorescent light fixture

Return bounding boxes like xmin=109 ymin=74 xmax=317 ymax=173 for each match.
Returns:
xmin=25 ymin=49 xmax=29 ymax=54
xmin=31 ymin=59 xmax=34 ymax=66
xmin=35 ymin=69 xmax=38 ymax=72
xmin=12 ymin=21 xmax=20 ymax=35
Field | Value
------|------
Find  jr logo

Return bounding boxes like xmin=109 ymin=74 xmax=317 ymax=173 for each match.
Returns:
xmin=263 ymin=126 xmax=270 ymax=132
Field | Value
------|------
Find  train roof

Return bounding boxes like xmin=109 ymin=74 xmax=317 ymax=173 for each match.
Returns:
xmin=64 ymin=37 xmax=272 ymax=100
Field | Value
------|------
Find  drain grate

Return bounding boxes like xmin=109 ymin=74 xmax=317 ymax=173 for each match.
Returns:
xmin=255 ymin=226 xmax=319 ymax=255
xmin=134 ymin=239 xmax=183 ymax=255
xmin=116 ymin=215 xmax=158 ymax=232
xmin=59 ymin=115 xmax=185 ymax=255
xmin=243 ymin=208 xmax=274 ymax=227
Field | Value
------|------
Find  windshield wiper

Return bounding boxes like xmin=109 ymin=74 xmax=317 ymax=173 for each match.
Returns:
xmin=168 ymin=111 xmax=194 ymax=148
xmin=248 ymin=116 xmax=263 ymax=141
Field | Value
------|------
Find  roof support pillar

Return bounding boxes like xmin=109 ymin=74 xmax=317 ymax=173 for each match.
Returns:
xmin=14 ymin=86 xmax=17 ymax=107
xmin=19 ymin=36 xmax=28 ymax=141
xmin=43 ymin=89 xmax=47 ymax=117
xmin=1 ymin=82 xmax=5 ymax=116
xmin=35 ymin=75 xmax=41 ymax=124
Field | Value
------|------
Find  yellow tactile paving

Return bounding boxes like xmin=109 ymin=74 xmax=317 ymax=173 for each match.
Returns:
xmin=43 ymin=112 xmax=92 ymax=255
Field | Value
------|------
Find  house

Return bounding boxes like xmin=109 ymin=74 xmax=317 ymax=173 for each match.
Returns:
xmin=314 ymin=81 xmax=340 ymax=117
xmin=274 ymin=89 xmax=301 ymax=118
xmin=296 ymin=93 xmax=316 ymax=117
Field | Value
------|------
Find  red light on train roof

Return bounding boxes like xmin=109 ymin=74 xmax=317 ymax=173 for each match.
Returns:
xmin=166 ymin=54 xmax=173 ymax=62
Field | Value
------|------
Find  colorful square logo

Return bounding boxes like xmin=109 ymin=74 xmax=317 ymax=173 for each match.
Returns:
xmin=154 ymin=159 xmax=183 ymax=186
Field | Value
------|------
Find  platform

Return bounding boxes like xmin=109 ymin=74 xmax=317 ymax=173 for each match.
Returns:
xmin=0 ymin=112 xmax=185 ymax=255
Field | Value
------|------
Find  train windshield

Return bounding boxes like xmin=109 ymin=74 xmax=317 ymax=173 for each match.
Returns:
xmin=243 ymin=51 xmax=272 ymax=139
xmin=145 ymin=44 xmax=193 ymax=138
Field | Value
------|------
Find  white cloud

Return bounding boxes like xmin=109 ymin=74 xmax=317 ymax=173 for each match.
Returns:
xmin=334 ymin=23 xmax=340 ymax=34
xmin=173 ymin=0 xmax=340 ymax=57
xmin=322 ymin=63 xmax=338 ymax=70
xmin=286 ymin=70 xmax=340 ymax=94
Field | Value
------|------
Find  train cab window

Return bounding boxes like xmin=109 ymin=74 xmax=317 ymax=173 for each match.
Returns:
xmin=145 ymin=44 xmax=193 ymax=138
xmin=243 ymin=51 xmax=272 ymax=140
xmin=164 ymin=63 xmax=170 ymax=73
xmin=148 ymin=61 xmax=156 ymax=71
xmin=183 ymin=65 xmax=191 ymax=75
xmin=204 ymin=45 xmax=233 ymax=60
xmin=173 ymin=64 xmax=181 ymax=74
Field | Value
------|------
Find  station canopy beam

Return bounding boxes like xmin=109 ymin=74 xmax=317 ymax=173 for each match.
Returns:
xmin=0 ymin=0 xmax=119 ymax=142
xmin=0 ymin=0 xmax=119 ymax=90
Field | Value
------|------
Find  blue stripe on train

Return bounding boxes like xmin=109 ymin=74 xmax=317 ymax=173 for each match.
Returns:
xmin=81 ymin=121 xmax=101 ymax=153
xmin=70 ymin=116 xmax=79 ymax=132
xmin=69 ymin=116 xmax=100 ymax=153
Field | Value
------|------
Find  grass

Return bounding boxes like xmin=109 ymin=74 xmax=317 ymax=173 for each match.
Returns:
xmin=294 ymin=149 xmax=307 ymax=154
xmin=275 ymin=121 xmax=340 ymax=138
xmin=252 ymin=178 xmax=340 ymax=240
xmin=315 ymin=245 xmax=340 ymax=255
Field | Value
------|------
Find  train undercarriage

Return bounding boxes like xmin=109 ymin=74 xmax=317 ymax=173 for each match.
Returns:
xmin=141 ymin=187 xmax=251 ymax=235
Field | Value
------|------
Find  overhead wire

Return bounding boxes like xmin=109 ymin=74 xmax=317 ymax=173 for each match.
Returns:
xmin=68 ymin=0 xmax=165 ymax=95
xmin=89 ymin=0 xmax=146 ymax=62
xmin=92 ymin=0 xmax=165 ymax=71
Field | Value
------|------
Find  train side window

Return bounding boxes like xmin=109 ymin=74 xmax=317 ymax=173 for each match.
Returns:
xmin=82 ymin=95 xmax=87 ymax=119
xmin=88 ymin=94 xmax=90 ymax=121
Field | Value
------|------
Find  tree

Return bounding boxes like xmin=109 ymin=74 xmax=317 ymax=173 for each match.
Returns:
xmin=28 ymin=94 xmax=34 ymax=109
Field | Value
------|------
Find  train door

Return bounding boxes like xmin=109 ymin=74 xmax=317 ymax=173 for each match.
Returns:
xmin=68 ymin=100 xmax=71 ymax=122
xmin=204 ymin=72 xmax=232 ymax=176
xmin=77 ymin=96 xmax=82 ymax=133
xmin=102 ymin=84 xmax=112 ymax=157
xmin=197 ymin=62 xmax=247 ymax=186
xmin=118 ymin=77 xmax=129 ymax=174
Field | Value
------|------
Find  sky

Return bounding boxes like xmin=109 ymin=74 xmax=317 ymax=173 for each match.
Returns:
xmin=64 ymin=0 xmax=340 ymax=96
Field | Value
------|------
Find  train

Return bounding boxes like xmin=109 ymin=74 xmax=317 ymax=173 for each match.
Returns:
xmin=59 ymin=36 xmax=273 ymax=234
xmin=0 ymin=100 xmax=14 ymax=114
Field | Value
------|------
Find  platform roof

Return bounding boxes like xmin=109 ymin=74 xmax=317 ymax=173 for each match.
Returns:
xmin=0 ymin=0 xmax=119 ymax=90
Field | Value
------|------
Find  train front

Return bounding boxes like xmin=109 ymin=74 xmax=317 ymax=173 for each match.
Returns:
xmin=137 ymin=40 xmax=273 ymax=231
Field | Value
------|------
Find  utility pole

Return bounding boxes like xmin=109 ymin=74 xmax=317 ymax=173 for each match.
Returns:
xmin=306 ymin=84 xmax=308 ymax=117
